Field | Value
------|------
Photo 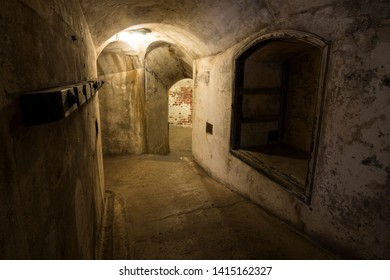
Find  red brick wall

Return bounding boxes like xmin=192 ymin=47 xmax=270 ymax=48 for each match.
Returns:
xmin=169 ymin=79 xmax=193 ymax=126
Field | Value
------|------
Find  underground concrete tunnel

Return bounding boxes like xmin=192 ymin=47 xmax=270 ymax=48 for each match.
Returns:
xmin=0 ymin=0 xmax=389 ymax=260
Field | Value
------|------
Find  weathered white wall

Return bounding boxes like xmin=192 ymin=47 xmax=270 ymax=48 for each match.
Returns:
xmin=0 ymin=0 xmax=104 ymax=259
xmin=192 ymin=2 xmax=390 ymax=259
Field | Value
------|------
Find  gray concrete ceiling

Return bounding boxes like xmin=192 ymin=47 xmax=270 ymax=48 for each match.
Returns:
xmin=80 ymin=0 xmax=278 ymax=57
xmin=145 ymin=43 xmax=193 ymax=88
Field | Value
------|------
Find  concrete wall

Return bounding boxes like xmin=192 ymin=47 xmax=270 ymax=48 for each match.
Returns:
xmin=192 ymin=1 xmax=390 ymax=259
xmin=0 ymin=0 xmax=104 ymax=259
xmin=168 ymin=79 xmax=193 ymax=127
xmin=97 ymin=52 xmax=146 ymax=155
xmin=145 ymin=59 xmax=170 ymax=155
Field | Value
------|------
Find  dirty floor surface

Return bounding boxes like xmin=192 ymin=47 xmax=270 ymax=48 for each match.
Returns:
xmin=102 ymin=126 xmax=334 ymax=259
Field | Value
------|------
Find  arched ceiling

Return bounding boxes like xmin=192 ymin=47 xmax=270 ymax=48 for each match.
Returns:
xmin=145 ymin=42 xmax=193 ymax=89
xmin=96 ymin=23 xmax=211 ymax=58
xmin=79 ymin=0 xmax=275 ymax=58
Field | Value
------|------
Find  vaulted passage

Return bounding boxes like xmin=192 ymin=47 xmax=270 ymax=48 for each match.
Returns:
xmin=1 ymin=0 xmax=389 ymax=260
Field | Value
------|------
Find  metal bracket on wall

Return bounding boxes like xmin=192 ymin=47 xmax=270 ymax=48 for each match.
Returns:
xmin=206 ymin=122 xmax=213 ymax=135
xmin=20 ymin=80 xmax=104 ymax=126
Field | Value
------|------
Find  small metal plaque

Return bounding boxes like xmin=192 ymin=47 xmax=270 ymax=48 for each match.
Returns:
xmin=206 ymin=122 xmax=213 ymax=135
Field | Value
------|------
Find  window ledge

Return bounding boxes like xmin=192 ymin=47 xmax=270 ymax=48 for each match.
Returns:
xmin=230 ymin=149 xmax=310 ymax=203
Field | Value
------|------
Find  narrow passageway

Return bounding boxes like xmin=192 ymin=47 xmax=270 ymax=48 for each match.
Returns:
xmin=103 ymin=129 xmax=334 ymax=259
xmin=169 ymin=125 xmax=192 ymax=156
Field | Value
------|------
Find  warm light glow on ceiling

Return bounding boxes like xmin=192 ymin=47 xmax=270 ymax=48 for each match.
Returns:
xmin=116 ymin=32 xmax=140 ymax=50
xmin=98 ymin=24 xmax=210 ymax=58
xmin=114 ymin=28 xmax=155 ymax=55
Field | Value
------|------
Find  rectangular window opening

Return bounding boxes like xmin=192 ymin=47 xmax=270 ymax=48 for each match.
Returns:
xmin=231 ymin=35 xmax=329 ymax=203
xmin=206 ymin=122 xmax=213 ymax=135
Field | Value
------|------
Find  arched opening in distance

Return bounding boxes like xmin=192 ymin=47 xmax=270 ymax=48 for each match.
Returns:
xmin=144 ymin=42 xmax=193 ymax=155
xmin=96 ymin=27 xmax=193 ymax=157
xmin=168 ymin=78 xmax=193 ymax=155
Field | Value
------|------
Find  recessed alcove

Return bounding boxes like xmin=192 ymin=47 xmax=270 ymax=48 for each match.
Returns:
xmin=231 ymin=32 xmax=329 ymax=202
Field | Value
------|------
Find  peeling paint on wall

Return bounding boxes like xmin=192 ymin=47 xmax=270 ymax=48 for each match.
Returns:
xmin=192 ymin=2 xmax=390 ymax=258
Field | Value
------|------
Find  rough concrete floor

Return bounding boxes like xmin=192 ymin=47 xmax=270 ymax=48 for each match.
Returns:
xmin=103 ymin=126 xmax=335 ymax=259
xmin=169 ymin=124 xmax=192 ymax=156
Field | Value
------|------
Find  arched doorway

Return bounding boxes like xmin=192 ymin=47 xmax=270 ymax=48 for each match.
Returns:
xmin=168 ymin=78 xmax=193 ymax=154
xmin=144 ymin=42 xmax=193 ymax=155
